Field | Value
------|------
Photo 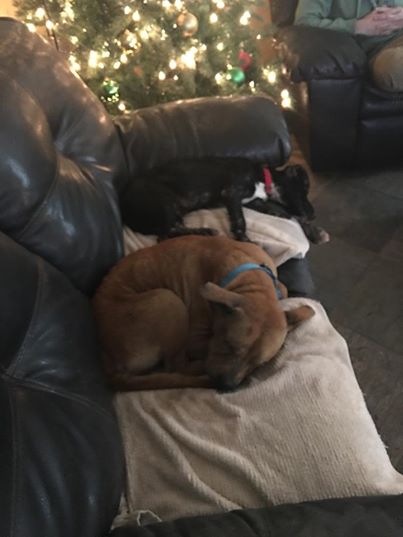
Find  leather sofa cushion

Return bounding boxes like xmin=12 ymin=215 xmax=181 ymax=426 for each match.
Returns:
xmin=110 ymin=494 xmax=403 ymax=536
xmin=0 ymin=19 xmax=125 ymax=295
xmin=277 ymin=26 xmax=367 ymax=82
xmin=360 ymin=84 xmax=403 ymax=118
xmin=0 ymin=231 xmax=125 ymax=537
xmin=115 ymin=95 xmax=291 ymax=178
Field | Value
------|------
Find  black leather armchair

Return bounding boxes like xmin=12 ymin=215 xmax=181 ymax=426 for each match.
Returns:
xmin=271 ymin=0 xmax=403 ymax=171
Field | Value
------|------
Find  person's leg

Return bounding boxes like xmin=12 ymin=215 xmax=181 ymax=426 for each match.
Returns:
xmin=370 ymin=33 xmax=403 ymax=92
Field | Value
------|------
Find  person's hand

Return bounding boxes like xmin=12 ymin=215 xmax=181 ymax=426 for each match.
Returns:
xmin=355 ymin=7 xmax=403 ymax=36
xmin=379 ymin=6 xmax=403 ymax=31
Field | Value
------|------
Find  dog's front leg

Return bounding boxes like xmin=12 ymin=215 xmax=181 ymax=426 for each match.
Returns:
xmin=224 ymin=194 xmax=249 ymax=241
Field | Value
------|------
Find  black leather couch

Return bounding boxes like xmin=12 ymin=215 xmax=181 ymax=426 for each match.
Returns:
xmin=271 ymin=0 xmax=403 ymax=171
xmin=1 ymin=17 xmax=402 ymax=537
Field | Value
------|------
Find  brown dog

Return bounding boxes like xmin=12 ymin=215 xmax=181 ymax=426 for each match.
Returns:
xmin=93 ymin=235 xmax=314 ymax=391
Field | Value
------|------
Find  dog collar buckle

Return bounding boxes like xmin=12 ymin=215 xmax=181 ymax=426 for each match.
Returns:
xmin=219 ymin=262 xmax=283 ymax=300
xmin=263 ymin=167 xmax=273 ymax=195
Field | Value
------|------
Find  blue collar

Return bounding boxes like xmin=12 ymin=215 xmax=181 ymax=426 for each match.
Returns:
xmin=219 ymin=262 xmax=283 ymax=300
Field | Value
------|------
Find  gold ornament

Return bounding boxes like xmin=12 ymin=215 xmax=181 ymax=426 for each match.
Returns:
xmin=176 ymin=12 xmax=198 ymax=37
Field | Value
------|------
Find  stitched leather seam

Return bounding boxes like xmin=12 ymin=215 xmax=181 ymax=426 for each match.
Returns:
xmin=1 ymin=373 xmax=116 ymax=422
xmin=6 ymin=257 xmax=44 ymax=376
xmin=15 ymin=153 xmax=61 ymax=241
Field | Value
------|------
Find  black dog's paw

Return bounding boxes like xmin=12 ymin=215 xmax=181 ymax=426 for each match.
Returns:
xmin=194 ymin=227 xmax=218 ymax=236
xmin=300 ymin=222 xmax=330 ymax=245
xmin=163 ymin=227 xmax=218 ymax=239
xmin=233 ymin=232 xmax=253 ymax=243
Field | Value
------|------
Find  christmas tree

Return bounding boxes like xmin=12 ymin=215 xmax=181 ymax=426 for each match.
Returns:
xmin=14 ymin=0 xmax=290 ymax=114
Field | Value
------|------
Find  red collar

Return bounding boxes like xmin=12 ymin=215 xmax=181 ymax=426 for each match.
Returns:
xmin=263 ymin=167 xmax=273 ymax=194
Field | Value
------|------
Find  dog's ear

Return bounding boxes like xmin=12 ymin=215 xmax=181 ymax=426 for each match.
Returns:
xmin=201 ymin=282 xmax=245 ymax=313
xmin=285 ymin=305 xmax=315 ymax=331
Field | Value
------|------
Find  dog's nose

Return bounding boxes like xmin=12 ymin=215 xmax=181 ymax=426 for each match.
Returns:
xmin=213 ymin=374 xmax=239 ymax=392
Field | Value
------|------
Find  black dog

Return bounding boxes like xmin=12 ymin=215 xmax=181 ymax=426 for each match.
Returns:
xmin=120 ymin=157 xmax=328 ymax=243
xmin=244 ymin=164 xmax=329 ymax=244
xmin=120 ymin=157 xmax=266 ymax=241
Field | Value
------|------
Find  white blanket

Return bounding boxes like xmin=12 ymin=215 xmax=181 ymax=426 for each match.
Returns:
xmin=123 ymin=207 xmax=309 ymax=266
xmin=112 ymin=212 xmax=403 ymax=527
xmin=113 ymin=299 xmax=403 ymax=527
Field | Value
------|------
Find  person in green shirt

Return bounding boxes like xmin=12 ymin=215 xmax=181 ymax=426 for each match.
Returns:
xmin=295 ymin=0 xmax=403 ymax=92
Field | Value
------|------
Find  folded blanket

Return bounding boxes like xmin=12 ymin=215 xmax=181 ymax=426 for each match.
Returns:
xmin=113 ymin=299 xmax=403 ymax=526
xmin=123 ymin=207 xmax=309 ymax=266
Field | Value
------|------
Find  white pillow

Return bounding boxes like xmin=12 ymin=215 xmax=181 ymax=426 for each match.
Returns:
xmin=114 ymin=298 xmax=403 ymax=524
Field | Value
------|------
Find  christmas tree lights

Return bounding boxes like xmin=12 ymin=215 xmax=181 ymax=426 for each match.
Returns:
xmin=15 ymin=0 xmax=291 ymax=114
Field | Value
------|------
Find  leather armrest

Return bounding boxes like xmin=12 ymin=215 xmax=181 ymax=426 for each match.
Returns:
xmin=276 ymin=25 xmax=368 ymax=82
xmin=114 ymin=95 xmax=291 ymax=185
xmin=0 ymin=232 xmax=125 ymax=537
xmin=277 ymin=257 xmax=315 ymax=298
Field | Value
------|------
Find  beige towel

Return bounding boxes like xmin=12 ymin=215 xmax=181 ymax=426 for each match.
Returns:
xmin=123 ymin=207 xmax=309 ymax=265
xmin=113 ymin=299 xmax=403 ymax=525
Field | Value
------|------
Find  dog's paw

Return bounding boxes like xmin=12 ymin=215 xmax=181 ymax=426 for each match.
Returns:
xmin=317 ymin=227 xmax=330 ymax=244
xmin=309 ymin=226 xmax=330 ymax=245
xmin=233 ymin=232 xmax=252 ymax=242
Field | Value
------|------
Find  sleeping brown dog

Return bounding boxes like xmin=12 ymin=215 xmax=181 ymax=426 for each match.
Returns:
xmin=93 ymin=235 xmax=315 ymax=392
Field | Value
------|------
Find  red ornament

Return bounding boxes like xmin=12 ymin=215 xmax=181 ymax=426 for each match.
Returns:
xmin=239 ymin=50 xmax=253 ymax=71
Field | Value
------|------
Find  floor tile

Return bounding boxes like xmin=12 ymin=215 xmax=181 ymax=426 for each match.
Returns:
xmin=334 ymin=323 xmax=403 ymax=473
xmin=331 ymin=257 xmax=403 ymax=354
xmin=312 ymin=181 xmax=403 ymax=253
xmin=307 ymin=237 xmax=376 ymax=313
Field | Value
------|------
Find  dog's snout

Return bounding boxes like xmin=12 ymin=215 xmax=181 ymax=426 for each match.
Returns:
xmin=213 ymin=373 xmax=239 ymax=392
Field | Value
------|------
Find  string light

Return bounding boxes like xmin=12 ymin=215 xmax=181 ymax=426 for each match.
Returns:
xmin=180 ymin=48 xmax=196 ymax=69
xmin=240 ymin=11 xmax=251 ymax=25
xmin=21 ymin=0 xmax=286 ymax=112
xmin=88 ymin=50 xmax=99 ymax=68
xmin=69 ymin=55 xmax=81 ymax=72
xmin=35 ymin=7 xmax=46 ymax=19
xmin=281 ymin=89 xmax=291 ymax=108
xmin=267 ymin=70 xmax=276 ymax=84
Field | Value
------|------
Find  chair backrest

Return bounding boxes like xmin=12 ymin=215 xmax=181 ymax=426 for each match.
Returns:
xmin=270 ymin=0 xmax=298 ymax=27
xmin=0 ymin=18 xmax=127 ymax=295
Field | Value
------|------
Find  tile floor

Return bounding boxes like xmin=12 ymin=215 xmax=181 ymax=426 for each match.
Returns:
xmin=289 ymin=141 xmax=403 ymax=472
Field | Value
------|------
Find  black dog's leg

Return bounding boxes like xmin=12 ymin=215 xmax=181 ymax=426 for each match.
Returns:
xmin=225 ymin=194 xmax=249 ymax=241
xmin=160 ymin=226 xmax=218 ymax=241
xmin=299 ymin=222 xmax=330 ymax=244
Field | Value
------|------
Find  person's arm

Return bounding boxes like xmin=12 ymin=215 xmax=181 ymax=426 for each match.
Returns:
xmin=295 ymin=0 xmax=357 ymax=33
